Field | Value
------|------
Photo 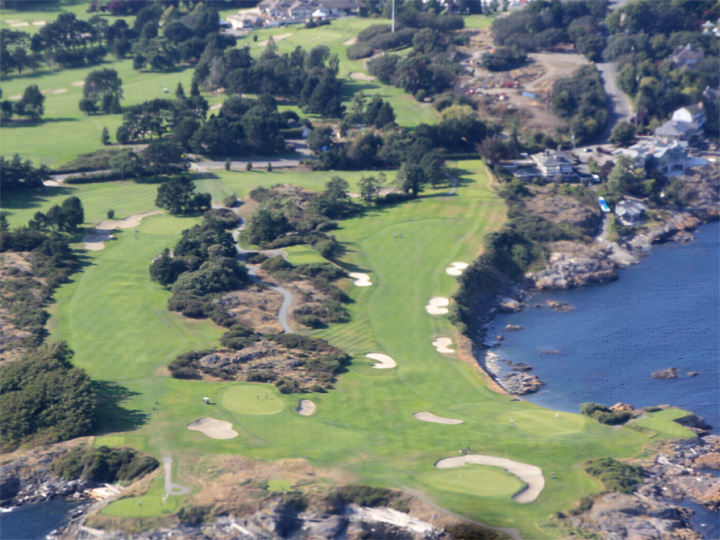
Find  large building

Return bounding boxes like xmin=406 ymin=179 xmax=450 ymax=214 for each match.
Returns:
xmin=613 ymin=139 xmax=692 ymax=177
xmin=256 ymin=0 xmax=358 ymax=22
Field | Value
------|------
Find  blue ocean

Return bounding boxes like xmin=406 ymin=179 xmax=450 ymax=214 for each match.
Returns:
xmin=0 ymin=499 xmax=80 ymax=540
xmin=485 ymin=221 xmax=719 ymax=433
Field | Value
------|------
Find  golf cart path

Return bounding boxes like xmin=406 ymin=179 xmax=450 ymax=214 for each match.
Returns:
xmin=221 ymin=204 xmax=295 ymax=333
xmin=162 ymin=457 xmax=190 ymax=495
xmin=434 ymin=455 xmax=545 ymax=504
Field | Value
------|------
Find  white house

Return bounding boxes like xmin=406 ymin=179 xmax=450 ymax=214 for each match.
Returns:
xmin=672 ymin=103 xmax=706 ymax=127
xmin=614 ymin=139 xmax=691 ymax=177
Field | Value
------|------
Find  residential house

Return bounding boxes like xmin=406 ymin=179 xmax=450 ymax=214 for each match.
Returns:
xmin=531 ymin=150 xmax=576 ymax=181
xmin=613 ymin=139 xmax=691 ymax=177
xmin=672 ymin=103 xmax=706 ymax=127
xmin=614 ymin=199 xmax=647 ymax=226
xmin=654 ymin=120 xmax=702 ymax=145
xmin=671 ymin=44 xmax=704 ymax=67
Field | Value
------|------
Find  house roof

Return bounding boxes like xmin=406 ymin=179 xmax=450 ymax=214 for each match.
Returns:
xmin=532 ymin=150 xmax=574 ymax=168
xmin=672 ymin=44 xmax=704 ymax=62
xmin=615 ymin=199 xmax=646 ymax=218
xmin=654 ymin=120 xmax=700 ymax=138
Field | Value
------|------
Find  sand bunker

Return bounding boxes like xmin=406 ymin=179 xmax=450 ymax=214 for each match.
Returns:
xmin=258 ymin=33 xmax=292 ymax=46
xmin=413 ymin=412 xmax=463 ymax=425
xmin=435 ymin=455 xmax=545 ymax=503
xmin=445 ymin=262 xmax=469 ymax=276
xmin=209 ymin=103 xmax=222 ymax=110
xmin=296 ymin=399 xmax=316 ymax=416
xmin=33 ymin=21 xmax=46 ymax=26
xmin=432 ymin=337 xmax=454 ymax=354
xmin=343 ymin=37 xmax=357 ymax=46
xmin=425 ymin=297 xmax=449 ymax=315
xmin=49 ymin=89 xmax=67 ymax=95
xmin=367 ymin=353 xmax=397 ymax=369
xmin=9 ymin=94 xmax=21 ymax=100
xmin=187 ymin=417 xmax=238 ymax=439
xmin=10 ymin=21 xmax=29 ymax=27
xmin=71 ymin=81 xmax=85 ymax=87
xmin=82 ymin=211 xmax=162 ymax=251
xmin=349 ymin=272 xmax=372 ymax=287
xmin=349 ymin=71 xmax=376 ymax=81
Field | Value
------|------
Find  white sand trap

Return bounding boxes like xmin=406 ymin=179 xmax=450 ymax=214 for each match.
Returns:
xmin=425 ymin=297 xmax=449 ymax=315
xmin=349 ymin=71 xmax=376 ymax=81
xmin=349 ymin=272 xmax=372 ymax=287
xmin=187 ymin=417 xmax=238 ymax=439
xmin=71 ymin=81 xmax=85 ymax=87
xmin=435 ymin=455 xmax=545 ymax=503
xmin=432 ymin=337 xmax=455 ymax=354
xmin=49 ymin=89 xmax=67 ymax=95
xmin=10 ymin=21 xmax=29 ymax=27
xmin=367 ymin=353 xmax=397 ymax=369
xmin=343 ymin=37 xmax=357 ymax=46
xmin=257 ymin=33 xmax=293 ymax=46
xmin=445 ymin=262 xmax=469 ymax=276
xmin=209 ymin=103 xmax=222 ymax=110
xmin=296 ymin=399 xmax=316 ymax=416
xmin=82 ymin=211 xmax=162 ymax=250
xmin=413 ymin=412 xmax=463 ymax=425
xmin=33 ymin=21 xmax=46 ymax=26
xmin=9 ymin=94 xmax=22 ymax=100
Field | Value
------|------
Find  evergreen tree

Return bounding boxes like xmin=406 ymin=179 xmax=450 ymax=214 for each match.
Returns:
xmin=101 ymin=127 xmax=110 ymax=145
xmin=176 ymin=82 xmax=186 ymax=99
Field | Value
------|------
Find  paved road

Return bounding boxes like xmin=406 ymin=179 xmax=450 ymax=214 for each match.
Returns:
xmin=191 ymin=140 xmax=314 ymax=172
xmin=596 ymin=61 xmax=634 ymax=144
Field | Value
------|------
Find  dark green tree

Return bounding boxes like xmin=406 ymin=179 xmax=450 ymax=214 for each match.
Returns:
xmin=155 ymin=176 xmax=210 ymax=215
xmin=609 ymin=122 xmax=636 ymax=147
xmin=14 ymin=84 xmax=44 ymax=120
xmin=81 ymin=68 xmax=123 ymax=114
xmin=101 ymin=127 xmax=110 ymax=145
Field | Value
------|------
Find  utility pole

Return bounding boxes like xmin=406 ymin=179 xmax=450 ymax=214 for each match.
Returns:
xmin=391 ymin=0 xmax=395 ymax=33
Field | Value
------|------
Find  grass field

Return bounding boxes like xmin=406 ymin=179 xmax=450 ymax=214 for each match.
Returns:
xmin=419 ymin=465 xmax=526 ymax=499
xmin=33 ymin=161 xmax=693 ymax=538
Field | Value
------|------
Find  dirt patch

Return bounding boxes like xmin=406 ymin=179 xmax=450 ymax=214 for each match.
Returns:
xmin=349 ymin=71 xmax=376 ymax=82
xmin=296 ymin=399 xmax=316 ymax=416
xmin=257 ymin=33 xmax=293 ymax=47
xmin=71 ymin=81 xmax=85 ymax=87
xmin=524 ymin=186 xmax=602 ymax=235
xmin=187 ymin=418 xmax=238 ymax=439
xmin=218 ymin=286 xmax=285 ymax=334
xmin=413 ymin=412 xmax=463 ymax=425
xmin=209 ymin=103 xmax=222 ymax=111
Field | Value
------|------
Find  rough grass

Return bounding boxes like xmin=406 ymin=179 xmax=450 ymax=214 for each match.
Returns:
xmin=101 ymin=476 xmax=183 ymax=518
xmin=630 ymin=409 xmax=697 ymax=440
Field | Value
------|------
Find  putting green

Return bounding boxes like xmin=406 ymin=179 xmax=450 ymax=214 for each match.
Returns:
xmin=501 ymin=410 xmax=587 ymax=436
xmin=419 ymin=465 xmax=526 ymax=499
xmin=219 ymin=384 xmax=285 ymax=415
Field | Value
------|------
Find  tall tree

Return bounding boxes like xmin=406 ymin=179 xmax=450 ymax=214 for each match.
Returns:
xmin=14 ymin=85 xmax=44 ymax=120
xmin=81 ymin=68 xmax=124 ymax=114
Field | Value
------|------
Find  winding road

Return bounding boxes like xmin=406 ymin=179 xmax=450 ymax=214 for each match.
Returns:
xmin=596 ymin=61 xmax=634 ymax=144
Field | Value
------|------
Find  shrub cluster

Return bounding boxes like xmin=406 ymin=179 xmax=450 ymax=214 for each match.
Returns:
xmin=52 ymin=446 xmax=159 ymax=484
xmin=585 ymin=457 xmax=644 ymax=494
xmin=579 ymin=402 xmax=632 ymax=425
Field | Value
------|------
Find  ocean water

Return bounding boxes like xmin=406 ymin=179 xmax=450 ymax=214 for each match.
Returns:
xmin=0 ymin=498 xmax=80 ymax=540
xmin=484 ymin=221 xmax=719 ymax=432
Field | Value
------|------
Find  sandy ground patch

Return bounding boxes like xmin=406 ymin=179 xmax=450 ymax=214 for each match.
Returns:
xmin=71 ymin=81 xmax=85 ymax=87
xmin=347 ymin=505 xmax=437 ymax=535
xmin=343 ymin=37 xmax=357 ymax=46
xmin=48 ymin=89 xmax=67 ymax=95
xmin=257 ymin=33 xmax=293 ymax=47
xmin=10 ymin=21 xmax=29 ymax=27
xmin=413 ymin=412 xmax=463 ymax=425
xmin=432 ymin=337 xmax=454 ymax=354
xmin=187 ymin=417 xmax=238 ymax=440
xmin=366 ymin=353 xmax=397 ymax=369
xmin=9 ymin=94 xmax=22 ymax=100
xmin=349 ymin=272 xmax=372 ymax=287
xmin=296 ymin=399 xmax=316 ymax=416
xmin=435 ymin=455 xmax=545 ymax=503
xmin=349 ymin=71 xmax=376 ymax=81
xmin=82 ymin=211 xmax=162 ymax=251
xmin=32 ymin=21 xmax=46 ymax=26
xmin=209 ymin=103 xmax=222 ymax=110
xmin=445 ymin=262 xmax=469 ymax=276
xmin=425 ymin=297 xmax=449 ymax=315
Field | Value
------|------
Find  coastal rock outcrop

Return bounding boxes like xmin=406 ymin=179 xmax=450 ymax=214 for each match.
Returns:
xmin=501 ymin=372 xmax=545 ymax=395
xmin=497 ymin=297 xmax=525 ymax=313
xmin=545 ymin=300 xmax=575 ymax=312
xmin=651 ymin=367 xmax=679 ymax=379
xmin=527 ymin=241 xmax=619 ymax=290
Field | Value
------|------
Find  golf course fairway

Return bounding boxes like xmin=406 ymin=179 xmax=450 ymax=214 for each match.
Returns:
xmin=39 ymin=162 xmax=695 ymax=538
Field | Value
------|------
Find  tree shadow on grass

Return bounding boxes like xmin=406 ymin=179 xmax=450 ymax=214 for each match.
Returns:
xmin=0 ymin=186 xmax=76 ymax=215
xmin=2 ymin=117 xmax=79 ymax=127
xmin=92 ymin=380 xmax=150 ymax=435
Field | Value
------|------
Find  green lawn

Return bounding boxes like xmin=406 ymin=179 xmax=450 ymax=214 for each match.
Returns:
xmin=101 ymin=476 xmax=183 ymax=518
xmin=39 ymin=162 xmax=687 ymax=538
xmin=419 ymin=465 xmax=526 ymax=499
